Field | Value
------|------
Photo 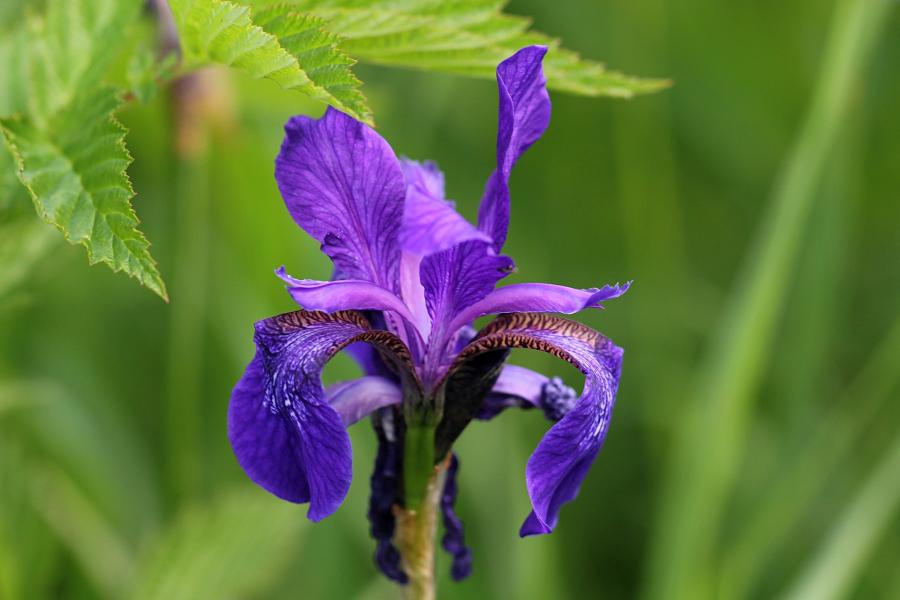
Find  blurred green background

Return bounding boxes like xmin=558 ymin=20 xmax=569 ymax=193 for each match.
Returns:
xmin=2 ymin=0 xmax=899 ymax=598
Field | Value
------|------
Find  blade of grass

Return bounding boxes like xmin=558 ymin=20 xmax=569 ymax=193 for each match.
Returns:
xmin=720 ymin=308 xmax=900 ymax=595
xmin=779 ymin=427 xmax=900 ymax=600
xmin=774 ymin=123 xmax=855 ymax=427
xmin=643 ymin=0 xmax=894 ymax=597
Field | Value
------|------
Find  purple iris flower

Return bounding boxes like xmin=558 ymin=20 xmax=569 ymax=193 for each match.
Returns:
xmin=228 ymin=46 xmax=627 ymax=582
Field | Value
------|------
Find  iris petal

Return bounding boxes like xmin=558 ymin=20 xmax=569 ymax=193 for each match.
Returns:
xmin=478 ymin=46 xmax=552 ymax=251
xmin=228 ymin=310 xmax=419 ymax=522
xmin=477 ymin=364 xmax=547 ymax=419
xmin=275 ymin=108 xmax=406 ymax=291
xmin=449 ymin=313 xmax=622 ymax=535
xmin=420 ymin=240 xmax=514 ymax=381
xmin=399 ymin=159 xmax=491 ymax=256
xmin=277 ymin=267 xmax=421 ymax=334
xmin=416 ymin=45 xmax=551 ymax=377
xmin=228 ymin=354 xmax=310 ymax=503
xmin=325 ymin=376 xmax=403 ymax=426
xmin=448 ymin=281 xmax=631 ymax=334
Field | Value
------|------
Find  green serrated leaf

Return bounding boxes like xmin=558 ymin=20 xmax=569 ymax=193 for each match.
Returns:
xmin=1 ymin=86 xmax=168 ymax=300
xmin=27 ymin=0 xmax=142 ymax=124
xmin=1 ymin=0 xmax=167 ymax=299
xmin=169 ymin=0 xmax=372 ymax=122
xmin=276 ymin=0 xmax=669 ymax=98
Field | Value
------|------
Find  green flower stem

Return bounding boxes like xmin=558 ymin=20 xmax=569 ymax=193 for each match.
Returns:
xmin=396 ymin=459 xmax=447 ymax=600
xmin=403 ymin=425 xmax=436 ymax=510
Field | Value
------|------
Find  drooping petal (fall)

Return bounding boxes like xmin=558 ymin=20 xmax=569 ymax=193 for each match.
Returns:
xmin=478 ymin=46 xmax=551 ymax=251
xmin=229 ymin=354 xmax=311 ymax=503
xmin=275 ymin=108 xmax=406 ymax=291
xmin=228 ymin=310 xmax=419 ymax=521
xmin=450 ymin=313 xmax=622 ymax=536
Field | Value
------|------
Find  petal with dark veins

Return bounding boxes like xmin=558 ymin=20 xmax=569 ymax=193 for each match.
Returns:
xmin=275 ymin=108 xmax=405 ymax=291
xmin=228 ymin=310 xmax=419 ymax=522
xmin=449 ymin=313 xmax=622 ymax=536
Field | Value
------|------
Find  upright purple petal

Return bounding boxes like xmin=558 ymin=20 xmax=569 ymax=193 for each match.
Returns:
xmin=399 ymin=159 xmax=491 ymax=256
xmin=325 ymin=376 xmax=402 ymax=426
xmin=419 ymin=240 xmax=514 ymax=382
xmin=449 ymin=313 xmax=622 ymax=535
xmin=448 ymin=281 xmax=631 ymax=336
xmin=478 ymin=46 xmax=551 ymax=250
xmin=421 ymin=242 xmax=514 ymax=329
xmin=441 ymin=454 xmax=472 ymax=581
xmin=400 ymin=252 xmax=431 ymax=339
xmin=275 ymin=108 xmax=405 ymax=290
xmin=400 ymin=159 xmax=445 ymax=199
xmin=228 ymin=310 xmax=419 ymax=522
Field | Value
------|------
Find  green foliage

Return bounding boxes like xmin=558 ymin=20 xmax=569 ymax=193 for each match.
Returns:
xmin=2 ymin=0 xmax=900 ymax=596
xmin=290 ymin=0 xmax=669 ymax=97
xmin=783 ymin=429 xmax=900 ymax=600
xmin=28 ymin=465 xmax=136 ymax=599
xmin=1 ymin=87 xmax=167 ymax=300
xmin=131 ymin=488 xmax=304 ymax=600
xmin=0 ymin=217 xmax=56 ymax=309
xmin=169 ymin=0 xmax=373 ymax=123
xmin=0 ymin=0 xmax=167 ymax=299
xmin=645 ymin=0 xmax=896 ymax=597
xmin=1 ymin=0 xmax=661 ymax=299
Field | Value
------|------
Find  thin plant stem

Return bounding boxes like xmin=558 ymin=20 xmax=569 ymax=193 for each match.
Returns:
xmin=395 ymin=463 xmax=447 ymax=600
xmin=163 ymin=71 xmax=216 ymax=502
xmin=643 ymin=0 xmax=894 ymax=597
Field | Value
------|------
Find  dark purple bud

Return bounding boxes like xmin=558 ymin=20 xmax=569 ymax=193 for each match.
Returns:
xmin=368 ymin=409 xmax=408 ymax=583
xmin=441 ymin=454 xmax=473 ymax=580
xmin=540 ymin=376 xmax=578 ymax=421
